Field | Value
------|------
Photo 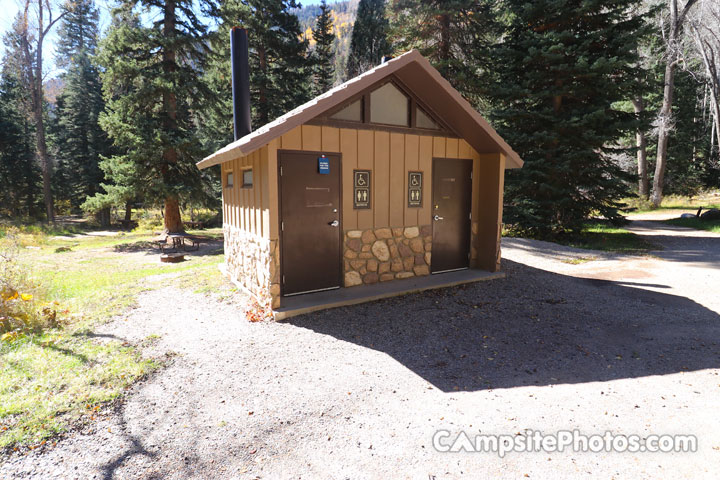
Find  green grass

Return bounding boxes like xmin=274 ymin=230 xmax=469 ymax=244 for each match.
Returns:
xmin=0 ymin=333 xmax=156 ymax=449
xmin=556 ymin=223 xmax=658 ymax=254
xmin=505 ymin=222 xmax=658 ymax=254
xmin=0 ymin=227 xmax=232 ymax=451
xmin=665 ymin=217 xmax=720 ymax=233
xmin=624 ymin=192 xmax=720 ymax=214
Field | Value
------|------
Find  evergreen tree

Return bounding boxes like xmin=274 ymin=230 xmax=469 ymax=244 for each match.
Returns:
xmin=202 ymin=0 xmax=312 ymax=152
xmin=94 ymin=0 xmax=213 ymax=233
xmin=52 ymin=0 xmax=108 ymax=211
xmin=388 ymin=0 xmax=499 ymax=104
xmin=485 ymin=0 xmax=649 ymax=234
xmin=312 ymin=0 xmax=335 ymax=95
xmin=346 ymin=0 xmax=390 ymax=78
xmin=0 ymin=63 xmax=42 ymax=219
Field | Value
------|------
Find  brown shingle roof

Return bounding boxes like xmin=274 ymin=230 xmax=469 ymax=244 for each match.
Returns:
xmin=197 ymin=50 xmax=523 ymax=170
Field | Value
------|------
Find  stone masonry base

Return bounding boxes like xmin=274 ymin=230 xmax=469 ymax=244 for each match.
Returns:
xmin=224 ymin=226 xmax=281 ymax=309
xmin=343 ymin=226 xmax=432 ymax=287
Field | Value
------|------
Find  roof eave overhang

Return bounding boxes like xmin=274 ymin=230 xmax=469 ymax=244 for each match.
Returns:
xmin=197 ymin=50 xmax=523 ymax=170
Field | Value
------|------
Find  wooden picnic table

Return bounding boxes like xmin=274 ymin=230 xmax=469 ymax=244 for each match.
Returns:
xmin=184 ymin=220 xmax=204 ymax=229
xmin=160 ymin=234 xmax=201 ymax=253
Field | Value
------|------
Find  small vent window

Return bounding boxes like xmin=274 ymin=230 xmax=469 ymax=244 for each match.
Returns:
xmin=226 ymin=172 xmax=234 ymax=188
xmin=242 ymin=169 xmax=253 ymax=188
xmin=330 ymin=99 xmax=363 ymax=122
xmin=370 ymin=83 xmax=409 ymax=126
xmin=416 ymin=107 xmax=440 ymax=130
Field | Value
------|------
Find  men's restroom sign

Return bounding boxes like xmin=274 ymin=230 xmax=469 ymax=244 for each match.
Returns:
xmin=353 ymin=170 xmax=371 ymax=209
xmin=408 ymin=171 xmax=423 ymax=207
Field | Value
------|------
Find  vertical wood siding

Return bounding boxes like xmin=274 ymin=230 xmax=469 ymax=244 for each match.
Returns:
xmin=222 ymin=125 xmax=487 ymax=241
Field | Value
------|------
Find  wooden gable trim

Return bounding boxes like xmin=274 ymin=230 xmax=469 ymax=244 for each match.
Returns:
xmin=314 ymin=74 xmax=459 ymax=138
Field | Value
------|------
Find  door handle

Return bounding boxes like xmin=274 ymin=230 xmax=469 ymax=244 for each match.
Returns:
xmin=329 ymin=220 xmax=340 ymax=227
xmin=433 ymin=215 xmax=444 ymax=221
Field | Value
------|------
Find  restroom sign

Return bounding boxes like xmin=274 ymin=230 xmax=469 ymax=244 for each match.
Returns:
xmin=408 ymin=171 xmax=423 ymax=207
xmin=353 ymin=170 xmax=371 ymax=209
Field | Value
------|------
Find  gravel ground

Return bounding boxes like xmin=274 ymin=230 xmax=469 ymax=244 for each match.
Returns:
xmin=2 ymin=217 xmax=720 ymax=479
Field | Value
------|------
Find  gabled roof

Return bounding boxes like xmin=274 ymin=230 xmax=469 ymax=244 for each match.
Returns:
xmin=197 ymin=50 xmax=523 ymax=170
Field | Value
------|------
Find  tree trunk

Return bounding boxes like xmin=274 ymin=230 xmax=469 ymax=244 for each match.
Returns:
xmin=161 ymin=0 xmax=182 ymax=234
xmin=124 ymin=201 xmax=132 ymax=222
xmin=96 ymin=207 xmax=110 ymax=227
xmin=164 ymin=196 xmax=183 ymax=233
xmin=651 ymin=60 xmax=676 ymax=207
xmin=632 ymin=98 xmax=649 ymax=198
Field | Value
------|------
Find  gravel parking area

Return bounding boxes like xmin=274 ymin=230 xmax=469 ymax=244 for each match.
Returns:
xmin=2 ymin=219 xmax=719 ymax=479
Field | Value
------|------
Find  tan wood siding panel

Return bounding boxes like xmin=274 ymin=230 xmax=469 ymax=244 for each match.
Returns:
xmin=280 ymin=126 xmax=302 ymax=150
xmin=340 ymin=128 xmax=358 ymax=230
xmin=267 ymin=140 xmax=279 ymax=239
xmin=373 ymin=131 xmax=390 ymax=227
xmin=471 ymin=147 xmax=481 ymax=229
xmin=418 ymin=135 xmax=433 ymax=224
xmin=301 ymin=125 xmax=321 ymax=151
xmin=357 ymin=129 xmax=374 ymax=229
xmin=389 ymin=132 xmax=405 ymax=227
xmin=458 ymin=139 xmax=472 ymax=158
xmin=232 ymin=158 xmax=243 ymax=228
xmin=241 ymin=154 xmax=247 ymax=231
xmin=433 ymin=136 xmax=446 ymax=158
xmin=253 ymin=150 xmax=262 ymax=236
xmin=476 ymin=153 xmax=505 ymax=271
xmin=261 ymin=145 xmax=270 ymax=238
xmin=446 ymin=138 xmax=459 ymax=158
xmin=321 ymin=126 xmax=340 ymax=153
xmin=403 ymin=134 xmax=419 ymax=226
xmin=221 ymin=162 xmax=227 ymax=226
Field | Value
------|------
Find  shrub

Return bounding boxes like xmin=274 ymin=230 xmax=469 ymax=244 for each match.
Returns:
xmin=0 ymin=232 xmax=57 ymax=335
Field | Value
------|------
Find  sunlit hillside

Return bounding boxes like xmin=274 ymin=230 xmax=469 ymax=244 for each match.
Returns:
xmin=294 ymin=0 xmax=359 ymax=84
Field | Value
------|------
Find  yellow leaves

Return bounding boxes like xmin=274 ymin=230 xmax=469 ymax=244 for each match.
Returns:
xmin=1 ymin=331 xmax=23 ymax=343
xmin=1 ymin=289 xmax=18 ymax=301
xmin=1 ymin=290 xmax=33 ymax=301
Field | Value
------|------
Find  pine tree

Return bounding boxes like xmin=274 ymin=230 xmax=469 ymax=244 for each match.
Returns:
xmin=52 ymin=0 xmax=108 ymax=211
xmin=486 ymin=0 xmax=649 ymax=234
xmin=94 ymin=0 xmax=213 ymax=233
xmin=202 ymin=0 xmax=312 ymax=151
xmin=0 ymin=61 xmax=43 ymax=218
xmin=388 ymin=0 xmax=499 ymax=104
xmin=346 ymin=0 xmax=390 ymax=78
xmin=312 ymin=0 xmax=335 ymax=95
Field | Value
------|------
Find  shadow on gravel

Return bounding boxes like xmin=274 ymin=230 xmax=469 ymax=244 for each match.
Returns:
xmin=289 ymin=260 xmax=720 ymax=392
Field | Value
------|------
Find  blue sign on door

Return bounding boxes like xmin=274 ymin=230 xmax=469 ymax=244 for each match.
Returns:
xmin=318 ymin=156 xmax=330 ymax=174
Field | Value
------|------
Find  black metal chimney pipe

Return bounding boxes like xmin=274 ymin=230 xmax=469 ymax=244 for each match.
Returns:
xmin=230 ymin=27 xmax=251 ymax=141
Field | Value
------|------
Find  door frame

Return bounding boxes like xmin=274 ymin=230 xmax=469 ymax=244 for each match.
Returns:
xmin=277 ymin=149 xmax=344 ymax=297
xmin=430 ymin=157 xmax=473 ymax=273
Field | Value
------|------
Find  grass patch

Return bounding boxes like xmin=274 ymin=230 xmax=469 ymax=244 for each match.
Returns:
xmin=506 ymin=222 xmax=658 ymax=254
xmin=664 ymin=217 xmax=720 ymax=233
xmin=624 ymin=192 xmax=720 ymax=214
xmin=561 ymin=255 xmax=598 ymax=265
xmin=0 ymin=332 xmax=156 ymax=449
xmin=0 ymin=227 xmax=230 ymax=450
xmin=556 ymin=223 xmax=658 ymax=254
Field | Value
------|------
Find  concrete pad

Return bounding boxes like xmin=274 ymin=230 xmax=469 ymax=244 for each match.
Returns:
xmin=273 ymin=269 xmax=505 ymax=320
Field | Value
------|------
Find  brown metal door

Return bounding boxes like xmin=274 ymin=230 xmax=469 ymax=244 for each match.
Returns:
xmin=279 ymin=151 xmax=342 ymax=295
xmin=431 ymin=158 xmax=472 ymax=273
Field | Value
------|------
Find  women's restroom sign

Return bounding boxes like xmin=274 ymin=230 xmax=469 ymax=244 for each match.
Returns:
xmin=408 ymin=171 xmax=423 ymax=207
xmin=353 ymin=170 xmax=371 ymax=209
